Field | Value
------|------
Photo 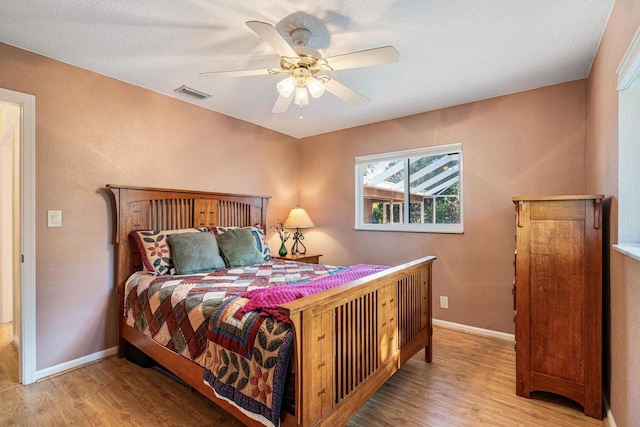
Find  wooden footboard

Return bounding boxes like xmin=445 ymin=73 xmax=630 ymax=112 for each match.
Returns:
xmin=108 ymin=185 xmax=434 ymax=427
xmin=280 ymin=256 xmax=434 ymax=426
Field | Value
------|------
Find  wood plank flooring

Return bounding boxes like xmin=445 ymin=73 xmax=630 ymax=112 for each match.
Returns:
xmin=0 ymin=323 xmax=604 ymax=426
xmin=348 ymin=328 xmax=604 ymax=427
xmin=0 ymin=322 xmax=19 ymax=394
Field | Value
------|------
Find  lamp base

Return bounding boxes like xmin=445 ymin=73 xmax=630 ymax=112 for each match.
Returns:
xmin=290 ymin=229 xmax=307 ymax=255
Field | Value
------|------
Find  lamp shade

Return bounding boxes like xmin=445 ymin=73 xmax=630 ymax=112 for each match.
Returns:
xmin=294 ymin=86 xmax=309 ymax=107
xmin=306 ymin=76 xmax=326 ymax=98
xmin=283 ymin=207 xmax=315 ymax=229
xmin=276 ymin=76 xmax=296 ymax=97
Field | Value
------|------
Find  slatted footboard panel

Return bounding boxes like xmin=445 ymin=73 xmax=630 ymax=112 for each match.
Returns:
xmin=397 ymin=267 xmax=432 ymax=363
xmin=280 ymin=256 xmax=434 ymax=427
xmin=334 ymin=291 xmax=379 ymax=403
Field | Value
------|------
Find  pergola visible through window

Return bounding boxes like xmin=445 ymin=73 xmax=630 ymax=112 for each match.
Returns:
xmin=355 ymin=143 xmax=463 ymax=233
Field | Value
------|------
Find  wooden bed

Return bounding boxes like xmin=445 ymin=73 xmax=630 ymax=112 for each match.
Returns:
xmin=108 ymin=184 xmax=435 ymax=427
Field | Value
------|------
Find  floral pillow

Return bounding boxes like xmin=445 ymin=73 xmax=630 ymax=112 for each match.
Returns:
xmin=131 ymin=227 xmax=208 ymax=275
xmin=210 ymin=226 xmax=270 ymax=261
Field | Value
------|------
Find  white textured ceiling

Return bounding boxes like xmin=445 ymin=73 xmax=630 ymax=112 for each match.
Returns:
xmin=0 ymin=1 xmax=614 ymax=139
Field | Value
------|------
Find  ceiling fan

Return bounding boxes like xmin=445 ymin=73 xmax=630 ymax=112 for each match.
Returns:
xmin=200 ymin=20 xmax=399 ymax=113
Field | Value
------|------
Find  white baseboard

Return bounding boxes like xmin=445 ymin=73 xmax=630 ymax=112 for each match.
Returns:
xmin=433 ymin=318 xmax=515 ymax=341
xmin=604 ymin=396 xmax=616 ymax=427
xmin=35 ymin=346 xmax=117 ymax=381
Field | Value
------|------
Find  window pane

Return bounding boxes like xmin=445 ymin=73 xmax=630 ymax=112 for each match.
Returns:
xmin=361 ymin=160 xmax=405 ymax=224
xmin=408 ymin=153 xmax=460 ymax=224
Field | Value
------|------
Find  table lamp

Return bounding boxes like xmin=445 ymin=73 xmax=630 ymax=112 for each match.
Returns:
xmin=283 ymin=207 xmax=315 ymax=255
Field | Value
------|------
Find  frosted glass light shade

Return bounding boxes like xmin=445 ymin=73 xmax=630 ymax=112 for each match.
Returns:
xmin=306 ymin=76 xmax=325 ymax=98
xmin=294 ymin=86 xmax=309 ymax=107
xmin=284 ymin=207 xmax=315 ymax=229
xmin=276 ymin=76 xmax=296 ymax=97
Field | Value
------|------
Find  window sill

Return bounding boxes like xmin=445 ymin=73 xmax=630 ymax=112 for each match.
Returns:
xmin=613 ymin=244 xmax=640 ymax=262
xmin=355 ymin=224 xmax=464 ymax=234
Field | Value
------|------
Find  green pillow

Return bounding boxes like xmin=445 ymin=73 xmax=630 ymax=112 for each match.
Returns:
xmin=167 ymin=232 xmax=226 ymax=274
xmin=215 ymin=228 xmax=265 ymax=268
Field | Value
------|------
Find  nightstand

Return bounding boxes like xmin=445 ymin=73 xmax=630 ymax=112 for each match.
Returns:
xmin=274 ymin=253 xmax=322 ymax=264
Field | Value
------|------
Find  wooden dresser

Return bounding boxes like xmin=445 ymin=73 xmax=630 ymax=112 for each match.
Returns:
xmin=512 ymin=195 xmax=603 ymax=419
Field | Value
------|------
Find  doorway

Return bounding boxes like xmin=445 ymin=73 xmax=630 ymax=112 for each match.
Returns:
xmin=0 ymin=100 xmax=19 ymax=326
xmin=0 ymin=88 xmax=36 ymax=385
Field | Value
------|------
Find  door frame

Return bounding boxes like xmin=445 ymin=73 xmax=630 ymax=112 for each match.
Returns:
xmin=0 ymin=88 xmax=36 ymax=385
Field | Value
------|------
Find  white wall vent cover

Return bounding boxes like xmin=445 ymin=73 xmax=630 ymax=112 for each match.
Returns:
xmin=174 ymin=85 xmax=211 ymax=100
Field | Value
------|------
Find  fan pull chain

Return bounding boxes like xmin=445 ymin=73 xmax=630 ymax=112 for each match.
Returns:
xmin=299 ymin=105 xmax=304 ymax=120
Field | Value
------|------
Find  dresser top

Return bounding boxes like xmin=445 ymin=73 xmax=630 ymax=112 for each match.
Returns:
xmin=512 ymin=195 xmax=604 ymax=202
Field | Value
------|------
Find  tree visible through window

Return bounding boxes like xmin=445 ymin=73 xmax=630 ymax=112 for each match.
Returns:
xmin=355 ymin=143 xmax=463 ymax=233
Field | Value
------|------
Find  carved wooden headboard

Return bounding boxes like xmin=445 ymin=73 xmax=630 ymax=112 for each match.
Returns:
xmin=107 ymin=185 xmax=270 ymax=317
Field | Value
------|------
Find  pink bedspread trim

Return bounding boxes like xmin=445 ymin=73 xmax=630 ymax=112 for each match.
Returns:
xmin=242 ymin=264 xmax=388 ymax=317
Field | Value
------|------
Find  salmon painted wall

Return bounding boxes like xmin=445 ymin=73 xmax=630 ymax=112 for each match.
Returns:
xmin=298 ymin=80 xmax=588 ymax=334
xmin=0 ymin=35 xmax=604 ymax=383
xmin=0 ymin=42 xmax=299 ymax=370
xmin=586 ymin=0 xmax=640 ymax=424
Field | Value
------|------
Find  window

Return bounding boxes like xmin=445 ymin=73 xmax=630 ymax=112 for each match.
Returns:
xmin=614 ymin=27 xmax=640 ymax=261
xmin=355 ymin=143 xmax=463 ymax=233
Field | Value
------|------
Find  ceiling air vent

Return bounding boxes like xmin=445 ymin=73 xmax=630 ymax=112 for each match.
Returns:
xmin=174 ymin=85 xmax=211 ymax=100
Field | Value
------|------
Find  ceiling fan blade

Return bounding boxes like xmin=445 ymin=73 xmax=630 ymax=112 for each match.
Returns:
xmin=246 ymin=20 xmax=299 ymax=59
xmin=324 ymin=78 xmax=370 ymax=106
xmin=200 ymin=68 xmax=272 ymax=77
xmin=325 ymin=46 xmax=399 ymax=71
xmin=272 ymin=94 xmax=293 ymax=113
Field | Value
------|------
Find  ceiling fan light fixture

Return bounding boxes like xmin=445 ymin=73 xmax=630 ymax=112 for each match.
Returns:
xmin=277 ymin=76 xmax=296 ymax=97
xmin=294 ymin=86 xmax=309 ymax=107
xmin=306 ymin=76 xmax=325 ymax=98
xmin=202 ymin=21 xmax=399 ymax=114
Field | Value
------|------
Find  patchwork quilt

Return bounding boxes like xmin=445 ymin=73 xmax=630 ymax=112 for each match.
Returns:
xmin=124 ymin=259 xmax=340 ymax=365
xmin=203 ymin=295 xmax=294 ymax=427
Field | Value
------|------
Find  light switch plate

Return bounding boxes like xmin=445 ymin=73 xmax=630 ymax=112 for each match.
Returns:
xmin=47 ymin=210 xmax=62 ymax=227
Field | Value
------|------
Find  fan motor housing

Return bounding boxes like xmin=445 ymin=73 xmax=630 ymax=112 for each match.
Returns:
xmin=280 ymin=47 xmax=327 ymax=74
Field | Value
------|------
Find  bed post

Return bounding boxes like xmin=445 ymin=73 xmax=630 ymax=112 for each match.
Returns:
xmin=108 ymin=185 xmax=127 ymax=358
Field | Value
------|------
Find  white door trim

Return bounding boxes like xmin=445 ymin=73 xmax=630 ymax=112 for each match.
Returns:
xmin=0 ymin=88 xmax=36 ymax=385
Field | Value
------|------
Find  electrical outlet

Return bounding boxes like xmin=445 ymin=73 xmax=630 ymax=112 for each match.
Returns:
xmin=440 ymin=296 xmax=449 ymax=309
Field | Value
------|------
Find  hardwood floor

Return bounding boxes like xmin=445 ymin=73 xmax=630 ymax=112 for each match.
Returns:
xmin=348 ymin=328 xmax=604 ymax=427
xmin=0 ymin=323 xmax=604 ymax=426
xmin=0 ymin=322 xmax=19 ymax=394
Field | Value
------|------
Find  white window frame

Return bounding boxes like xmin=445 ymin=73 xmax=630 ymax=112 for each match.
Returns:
xmin=355 ymin=142 xmax=463 ymax=233
xmin=613 ymin=26 xmax=640 ymax=261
